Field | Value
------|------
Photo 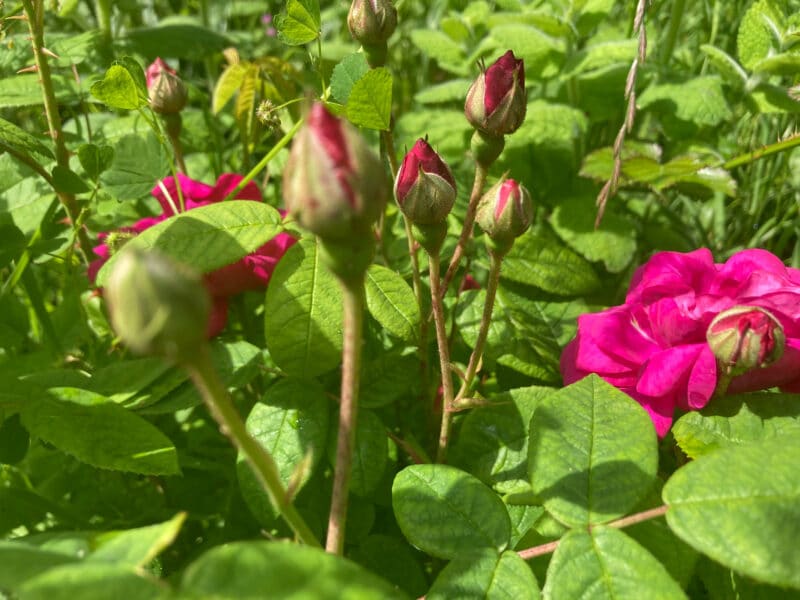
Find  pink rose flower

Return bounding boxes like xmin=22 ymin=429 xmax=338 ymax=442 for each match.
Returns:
xmin=560 ymin=248 xmax=800 ymax=436
xmin=89 ymin=173 xmax=296 ymax=337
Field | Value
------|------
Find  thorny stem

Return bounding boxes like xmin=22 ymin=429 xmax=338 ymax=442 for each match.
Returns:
xmin=326 ymin=279 xmax=366 ymax=555
xmin=517 ymin=505 xmax=670 ymax=560
xmin=21 ymin=0 xmax=94 ymax=262
xmin=442 ymin=162 xmax=489 ymax=294
xmin=186 ymin=346 xmax=320 ymax=547
xmin=455 ymin=249 xmax=504 ymax=401
xmin=431 ymin=253 xmax=457 ymax=463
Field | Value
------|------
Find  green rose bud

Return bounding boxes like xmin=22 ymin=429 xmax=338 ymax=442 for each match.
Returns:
xmin=105 ymin=248 xmax=210 ymax=362
xmin=475 ymin=178 xmax=533 ymax=253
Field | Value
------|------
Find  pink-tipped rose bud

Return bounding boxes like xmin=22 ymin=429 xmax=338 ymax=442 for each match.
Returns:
xmin=465 ymin=50 xmax=526 ymax=137
xmin=706 ymin=305 xmax=785 ymax=375
xmin=106 ymin=248 xmax=210 ymax=362
xmin=395 ymin=139 xmax=456 ymax=225
xmin=146 ymin=57 xmax=188 ymax=115
xmin=348 ymin=0 xmax=397 ymax=46
xmin=283 ymin=103 xmax=388 ymax=241
xmin=476 ymin=178 xmax=533 ymax=245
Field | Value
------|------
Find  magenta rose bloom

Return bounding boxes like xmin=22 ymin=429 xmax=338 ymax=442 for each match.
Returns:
xmin=560 ymin=248 xmax=800 ymax=436
xmin=89 ymin=173 xmax=296 ymax=336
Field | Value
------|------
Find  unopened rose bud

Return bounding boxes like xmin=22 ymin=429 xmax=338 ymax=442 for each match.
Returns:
xmin=706 ymin=306 xmax=785 ymax=375
xmin=283 ymin=102 xmax=387 ymax=241
xmin=105 ymin=248 xmax=210 ymax=361
xmin=465 ymin=50 xmax=526 ymax=138
xmin=348 ymin=0 xmax=397 ymax=46
xmin=146 ymin=57 xmax=188 ymax=115
xmin=475 ymin=178 xmax=533 ymax=252
xmin=395 ymin=139 xmax=456 ymax=225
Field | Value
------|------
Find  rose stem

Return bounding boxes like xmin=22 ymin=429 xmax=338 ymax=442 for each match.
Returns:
xmin=325 ymin=278 xmax=366 ymax=555
xmin=517 ymin=505 xmax=670 ymax=560
xmin=430 ymin=252 xmax=457 ymax=463
xmin=21 ymin=0 xmax=94 ymax=262
xmin=454 ymin=248 xmax=504 ymax=402
xmin=441 ymin=162 xmax=489 ymax=294
xmin=185 ymin=345 xmax=320 ymax=547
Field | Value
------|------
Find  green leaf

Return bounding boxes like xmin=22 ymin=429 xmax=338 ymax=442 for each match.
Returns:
xmin=0 ymin=413 xmax=29 ymax=464
xmin=346 ymin=68 xmax=393 ymax=130
xmin=0 ymin=74 xmax=81 ymax=108
xmin=77 ymin=143 xmax=115 ymax=181
xmin=88 ymin=513 xmax=186 ymax=567
xmin=180 ymin=541 xmax=406 ymax=598
xmin=125 ymin=17 xmax=231 ymax=58
xmin=275 ymin=0 xmax=321 ymax=46
xmin=754 ymin=52 xmax=800 ymax=75
xmin=365 ymin=264 xmax=420 ymax=342
xmin=428 ymin=548 xmax=541 ymax=600
xmin=238 ymin=378 xmax=329 ymax=523
xmin=392 ymin=464 xmax=511 ymax=559
xmin=638 ymin=76 xmax=732 ymax=127
xmin=360 ymin=350 xmax=418 ymax=408
xmin=544 ymin=527 xmax=686 ymax=599
xmin=330 ymin=53 xmax=370 ymax=104
xmin=139 ymin=340 xmax=262 ymax=414
xmin=16 ymin=563 xmax=163 ymax=600
xmin=0 ymin=542 xmax=78 ymax=590
xmin=409 ymin=30 xmax=467 ymax=75
xmin=737 ymin=0 xmax=784 ymax=70
xmin=212 ymin=62 xmax=248 ymax=114
xmin=550 ymin=194 xmax=637 ymax=273
xmin=414 ymin=79 xmax=472 ymax=104
xmin=528 ymin=375 xmax=659 ymax=527
xmin=507 ymin=504 xmax=545 ymax=548
xmin=95 ymin=201 xmax=283 ymax=286
xmin=90 ymin=63 xmax=147 ymax=111
xmin=351 ymin=535 xmax=428 ymax=598
xmin=99 ymin=133 xmax=169 ymax=201
xmin=663 ymin=435 xmax=800 ymax=588
xmin=488 ymin=24 xmax=564 ymax=79
xmin=452 ymin=386 xmax=551 ymax=494
xmin=0 ymin=116 xmax=54 ymax=160
xmin=502 ymin=228 xmax=601 ymax=296
xmin=394 ymin=109 xmax=472 ymax=163
xmin=672 ymin=392 xmax=800 ymax=459
xmin=562 ymin=40 xmax=637 ymax=77
xmin=264 ymin=238 xmax=343 ymax=378
xmin=51 ymin=165 xmax=90 ymax=194
xmin=20 ymin=388 xmax=179 ymax=475
xmin=330 ymin=408 xmax=389 ymax=497
xmin=700 ymin=44 xmax=748 ymax=85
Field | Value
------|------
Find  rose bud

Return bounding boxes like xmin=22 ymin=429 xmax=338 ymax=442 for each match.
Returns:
xmin=105 ymin=248 xmax=210 ymax=362
xmin=475 ymin=178 xmax=533 ymax=251
xmin=395 ymin=139 xmax=456 ymax=225
xmin=283 ymin=102 xmax=387 ymax=241
xmin=706 ymin=305 xmax=785 ymax=375
xmin=146 ymin=57 xmax=188 ymax=115
xmin=348 ymin=0 xmax=397 ymax=46
xmin=465 ymin=50 xmax=526 ymax=138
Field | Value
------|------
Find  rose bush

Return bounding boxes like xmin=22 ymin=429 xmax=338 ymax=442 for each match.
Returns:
xmin=89 ymin=173 xmax=296 ymax=336
xmin=560 ymin=248 xmax=800 ymax=435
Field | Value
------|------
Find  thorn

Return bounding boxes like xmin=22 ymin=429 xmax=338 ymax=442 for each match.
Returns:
xmin=17 ymin=65 xmax=38 ymax=73
xmin=41 ymin=47 xmax=60 ymax=60
xmin=5 ymin=15 xmax=29 ymax=21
